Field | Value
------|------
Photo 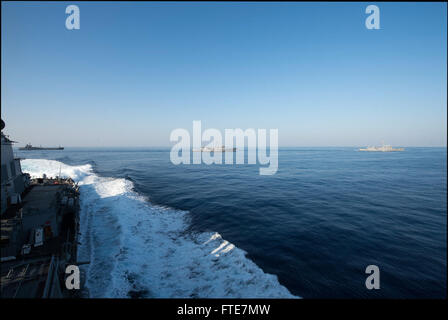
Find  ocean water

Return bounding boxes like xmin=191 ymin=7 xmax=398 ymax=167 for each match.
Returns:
xmin=17 ymin=147 xmax=446 ymax=298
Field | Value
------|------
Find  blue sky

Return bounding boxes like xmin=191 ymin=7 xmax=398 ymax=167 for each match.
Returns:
xmin=1 ymin=2 xmax=446 ymax=147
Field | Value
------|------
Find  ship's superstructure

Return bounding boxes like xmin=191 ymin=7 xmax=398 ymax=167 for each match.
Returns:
xmin=1 ymin=120 xmax=30 ymax=215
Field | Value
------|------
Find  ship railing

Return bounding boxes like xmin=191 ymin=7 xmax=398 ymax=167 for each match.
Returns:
xmin=42 ymin=255 xmax=55 ymax=298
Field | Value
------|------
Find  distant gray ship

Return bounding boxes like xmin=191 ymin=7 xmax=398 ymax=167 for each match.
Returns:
xmin=193 ymin=145 xmax=237 ymax=152
xmin=359 ymin=144 xmax=404 ymax=152
xmin=19 ymin=143 xmax=64 ymax=151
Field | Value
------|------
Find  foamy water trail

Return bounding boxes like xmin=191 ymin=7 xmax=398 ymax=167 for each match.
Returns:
xmin=21 ymin=159 xmax=298 ymax=298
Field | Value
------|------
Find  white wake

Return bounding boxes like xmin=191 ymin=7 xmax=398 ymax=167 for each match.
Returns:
xmin=21 ymin=159 xmax=298 ymax=298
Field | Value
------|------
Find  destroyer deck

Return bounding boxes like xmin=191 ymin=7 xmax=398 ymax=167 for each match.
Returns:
xmin=0 ymin=178 xmax=80 ymax=298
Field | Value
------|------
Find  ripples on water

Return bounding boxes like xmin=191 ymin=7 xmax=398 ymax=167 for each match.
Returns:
xmin=18 ymin=147 xmax=446 ymax=298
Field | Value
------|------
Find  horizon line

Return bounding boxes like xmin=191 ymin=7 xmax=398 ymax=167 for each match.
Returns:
xmin=13 ymin=145 xmax=448 ymax=149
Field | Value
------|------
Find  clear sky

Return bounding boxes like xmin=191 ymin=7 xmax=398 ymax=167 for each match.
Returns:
xmin=1 ymin=2 xmax=447 ymax=147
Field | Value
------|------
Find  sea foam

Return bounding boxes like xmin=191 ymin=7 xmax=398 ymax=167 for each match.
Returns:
xmin=21 ymin=159 xmax=298 ymax=298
